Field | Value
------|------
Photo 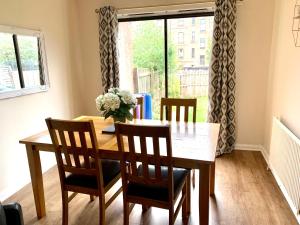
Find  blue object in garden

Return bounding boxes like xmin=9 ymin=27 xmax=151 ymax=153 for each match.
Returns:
xmin=143 ymin=93 xmax=152 ymax=119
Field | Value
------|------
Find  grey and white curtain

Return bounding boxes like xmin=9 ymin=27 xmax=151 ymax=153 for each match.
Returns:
xmin=98 ymin=6 xmax=119 ymax=93
xmin=208 ymin=0 xmax=237 ymax=156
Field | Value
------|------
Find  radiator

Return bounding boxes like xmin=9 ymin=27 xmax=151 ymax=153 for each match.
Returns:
xmin=269 ymin=117 xmax=300 ymax=221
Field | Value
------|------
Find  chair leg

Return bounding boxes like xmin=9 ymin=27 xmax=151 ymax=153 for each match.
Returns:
xmin=124 ymin=202 xmax=129 ymax=225
xmin=99 ymin=197 xmax=105 ymax=225
xmin=62 ymin=191 xmax=68 ymax=225
xmin=90 ymin=195 xmax=95 ymax=201
xmin=182 ymin=181 xmax=188 ymax=222
xmin=187 ymin=172 xmax=191 ymax=216
xmin=169 ymin=207 xmax=174 ymax=225
xmin=192 ymin=169 xmax=195 ymax=188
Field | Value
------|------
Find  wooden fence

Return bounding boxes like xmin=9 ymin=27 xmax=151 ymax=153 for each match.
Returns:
xmin=178 ymin=67 xmax=209 ymax=97
xmin=136 ymin=67 xmax=209 ymax=97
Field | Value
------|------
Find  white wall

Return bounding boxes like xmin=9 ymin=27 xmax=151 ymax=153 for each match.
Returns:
xmin=74 ymin=0 xmax=275 ymax=147
xmin=264 ymin=0 xmax=300 ymax=156
xmin=0 ymin=0 xmax=80 ymax=200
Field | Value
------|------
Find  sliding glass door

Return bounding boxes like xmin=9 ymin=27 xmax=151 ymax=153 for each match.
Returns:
xmin=118 ymin=13 xmax=214 ymax=121
xmin=119 ymin=20 xmax=165 ymax=119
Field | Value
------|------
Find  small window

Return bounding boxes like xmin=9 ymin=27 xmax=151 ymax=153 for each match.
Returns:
xmin=200 ymin=38 xmax=206 ymax=49
xmin=200 ymin=19 xmax=206 ymax=32
xmin=178 ymin=48 xmax=184 ymax=59
xmin=191 ymin=48 xmax=195 ymax=58
xmin=178 ymin=32 xmax=184 ymax=44
xmin=191 ymin=31 xmax=195 ymax=43
xmin=0 ymin=25 xmax=49 ymax=99
xmin=200 ymin=55 xmax=205 ymax=65
xmin=191 ymin=18 xmax=196 ymax=26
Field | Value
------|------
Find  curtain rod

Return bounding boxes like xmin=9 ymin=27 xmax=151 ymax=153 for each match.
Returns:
xmin=95 ymin=0 xmax=243 ymax=13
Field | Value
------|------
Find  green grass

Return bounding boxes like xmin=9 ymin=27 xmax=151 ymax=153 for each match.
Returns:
xmin=189 ymin=96 xmax=208 ymax=122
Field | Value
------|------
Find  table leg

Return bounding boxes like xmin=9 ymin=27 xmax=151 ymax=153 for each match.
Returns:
xmin=199 ymin=164 xmax=210 ymax=225
xmin=26 ymin=144 xmax=46 ymax=218
xmin=210 ymin=162 xmax=216 ymax=196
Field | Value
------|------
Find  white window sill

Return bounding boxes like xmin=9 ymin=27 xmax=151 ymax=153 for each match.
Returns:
xmin=0 ymin=85 xmax=49 ymax=100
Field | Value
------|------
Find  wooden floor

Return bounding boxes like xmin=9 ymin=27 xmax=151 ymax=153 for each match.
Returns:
xmin=5 ymin=151 xmax=298 ymax=225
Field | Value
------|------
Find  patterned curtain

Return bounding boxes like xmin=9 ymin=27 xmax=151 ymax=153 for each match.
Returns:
xmin=208 ymin=0 xmax=237 ymax=156
xmin=98 ymin=6 xmax=119 ymax=93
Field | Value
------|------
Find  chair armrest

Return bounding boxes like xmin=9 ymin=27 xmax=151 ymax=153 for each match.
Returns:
xmin=3 ymin=203 xmax=24 ymax=225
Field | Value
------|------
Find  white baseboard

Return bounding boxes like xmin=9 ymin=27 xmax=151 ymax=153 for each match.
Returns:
xmin=235 ymin=143 xmax=263 ymax=151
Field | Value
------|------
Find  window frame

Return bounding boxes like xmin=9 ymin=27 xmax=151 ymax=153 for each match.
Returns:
xmin=0 ymin=25 xmax=49 ymax=100
xmin=178 ymin=32 xmax=184 ymax=44
xmin=200 ymin=38 xmax=206 ymax=49
xmin=200 ymin=18 xmax=206 ymax=32
xmin=200 ymin=55 xmax=205 ymax=65
xmin=118 ymin=11 xmax=214 ymax=98
xmin=191 ymin=31 xmax=195 ymax=43
xmin=191 ymin=48 xmax=195 ymax=58
xmin=178 ymin=48 xmax=184 ymax=59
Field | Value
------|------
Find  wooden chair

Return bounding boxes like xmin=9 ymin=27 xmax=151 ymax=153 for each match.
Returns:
xmin=133 ymin=96 xmax=144 ymax=119
xmin=46 ymin=118 xmax=122 ymax=225
xmin=115 ymin=123 xmax=191 ymax=225
xmin=160 ymin=98 xmax=197 ymax=188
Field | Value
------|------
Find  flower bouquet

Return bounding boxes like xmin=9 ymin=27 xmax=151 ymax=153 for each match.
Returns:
xmin=95 ymin=88 xmax=137 ymax=123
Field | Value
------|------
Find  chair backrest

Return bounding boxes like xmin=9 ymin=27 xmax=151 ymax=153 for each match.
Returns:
xmin=45 ymin=118 xmax=103 ymax=188
xmin=160 ymin=98 xmax=197 ymax=122
xmin=133 ymin=96 xmax=144 ymax=119
xmin=115 ymin=123 xmax=174 ymax=201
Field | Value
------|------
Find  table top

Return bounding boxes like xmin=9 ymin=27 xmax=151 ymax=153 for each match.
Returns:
xmin=20 ymin=116 xmax=220 ymax=166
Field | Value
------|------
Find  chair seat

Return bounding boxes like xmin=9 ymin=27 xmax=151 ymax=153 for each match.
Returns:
xmin=65 ymin=159 xmax=120 ymax=189
xmin=127 ymin=165 xmax=189 ymax=202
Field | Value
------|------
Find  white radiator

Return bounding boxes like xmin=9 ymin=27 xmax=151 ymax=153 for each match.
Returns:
xmin=269 ymin=117 xmax=300 ymax=222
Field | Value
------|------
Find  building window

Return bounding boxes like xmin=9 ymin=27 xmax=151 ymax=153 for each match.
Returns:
xmin=200 ymin=38 xmax=206 ymax=49
xmin=177 ymin=19 xmax=184 ymax=26
xmin=191 ymin=48 xmax=195 ymax=58
xmin=0 ymin=25 xmax=49 ymax=99
xmin=200 ymin=19 xmax=206 ymax=32
xmin=178 ymin=32 xmax=184 ymax=44
xmin=191 ymin=18 xmax=196 ymax=26
xmin=200 ymin=55 xmax=205 ymax=65
xmin=178 ymin=48 xmax=184 ymax=59
xmin=191 ymin=31 xmax=195 ymax=43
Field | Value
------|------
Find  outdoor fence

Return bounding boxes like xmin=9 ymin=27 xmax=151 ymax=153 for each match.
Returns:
xmin=136 ymin=67 xmax=209 ymax=97
xmin=178 ymin=67 xmax=209 ymax=97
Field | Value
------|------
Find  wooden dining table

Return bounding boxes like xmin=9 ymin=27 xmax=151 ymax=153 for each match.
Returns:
xmin=19 ymin=116 xmax=220 ymax=225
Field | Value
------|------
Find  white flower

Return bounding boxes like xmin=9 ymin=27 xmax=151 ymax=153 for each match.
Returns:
xmin=102 ymin=93 xmax=120 ymax=111
xmin=119 ymin=90 xmax=136 ymax=105
xmin=95 ymin=95 xmax=104 ymax=112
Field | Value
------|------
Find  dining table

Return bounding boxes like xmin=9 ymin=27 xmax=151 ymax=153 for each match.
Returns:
xmin=19 ymin=116 xmax=220 ymax=225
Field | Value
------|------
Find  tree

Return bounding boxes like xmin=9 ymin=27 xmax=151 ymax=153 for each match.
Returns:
xmin=132 ymin=20 xmax=179 ymax=97
xmin=133 ymin=21 xmax=178 ymax=74
xmin=0 ymin=34 xmax=38 ymax=70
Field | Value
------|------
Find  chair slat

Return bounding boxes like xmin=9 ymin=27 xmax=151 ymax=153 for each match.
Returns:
xmin=176 ymin=106 xmax=180 ymax=122
xmin=68 ymin=131 xmax=81 ymax=167
xmin=184 ymin=106 xmax=189 ymax=122
xmin=127 ymin=135 xmax=138 ymax=176
xmin=139 ymin=136 xmax=149 ymax=179
xmin=58 ymin=130 xmax=72 ymax=166
xmin=167 ymin=106 xmax=172 ymax=121
xmin=153 ymin=137 xmax=162 ymax=180
xmin=79 ymin=132 xmax=90 ymax=169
